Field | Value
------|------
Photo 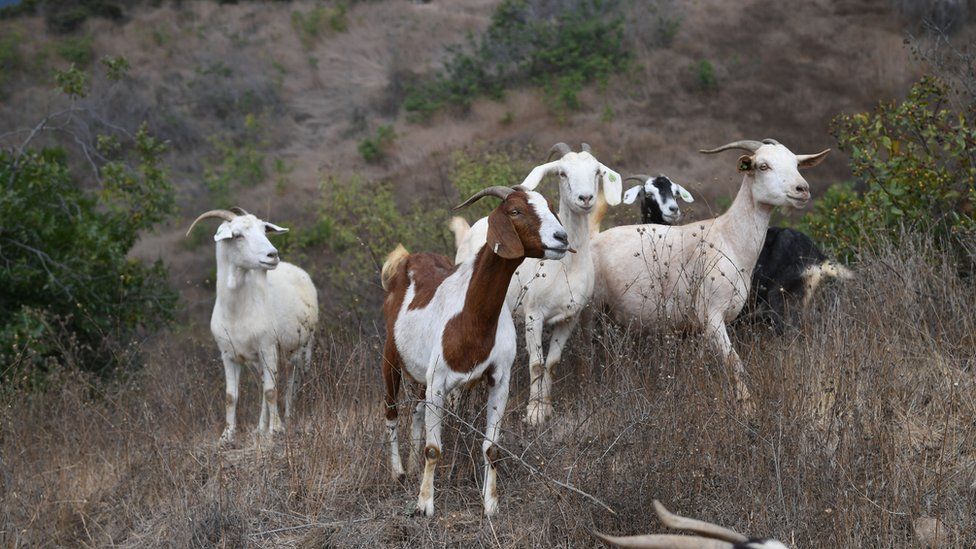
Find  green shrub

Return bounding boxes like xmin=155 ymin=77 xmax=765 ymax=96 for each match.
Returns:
xmin=0 ymin=27 xmax=23 ymax=95
xmin=0 ymin=132 xmax=176 ymax=385
xmin=802 ymin=77 xmax=975 ymax=262
xmin=204 ymin=113 xmax=267 ymax=207
xmin=291 ymin=3 xmax=347 ymax=49
xmin=56 ymin=34 xmax=94 ymax=66
xmin=403 ymin=0 xmax=631 ymax=120
xmin=357 ymin=125 xmax=396 ymax=164
xmin=694 ymin=59 xmax=716 ymax=90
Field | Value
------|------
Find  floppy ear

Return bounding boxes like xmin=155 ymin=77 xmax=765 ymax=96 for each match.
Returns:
xmin=601 ymin=165 xmax=623 ymax=206
xmin=486 ymin=208 xmax=524 ymax=259
xmin=214 ymin=223 xmax=235 ymax=242
xmin=520 ymin=161 xmax=560 ymax=190
xmin=622 ymin=185 xmax=644 ymax=205
xmin=672 ymin=182 xmax=695 ymax=203
xmin=264 ymin=222 xmax=289 ymax=235
xmin=797 ymin=149 xmax=830 ymax=170
xmin=737 ymin=155 xmax=754 ymax=172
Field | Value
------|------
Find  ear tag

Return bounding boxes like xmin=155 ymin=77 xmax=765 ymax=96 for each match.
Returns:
xmin=494 ymin=243 xmax=500 ymax=254
xmin=678 ymin=188 xmax=693 ymax=201
xmin=608 ymin=172 xmax=617 ymax=182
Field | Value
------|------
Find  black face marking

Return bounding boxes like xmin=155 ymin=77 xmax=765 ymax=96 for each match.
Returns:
xmin=640 ymin=176 xmax=679 ymax=224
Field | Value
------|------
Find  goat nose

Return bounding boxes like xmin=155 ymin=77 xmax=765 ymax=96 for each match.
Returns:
xmin=554 ymin=231 xmax=568 ymax=245
xmin=669 ymin=205 xmax=679 ymax=213
xmin=267 ymin=250 xmax=279 ymax=260
xmin=795 ymin=183 xmax=810 ymax=194
xmin=578 ymin=194 xmax=594 ymax=205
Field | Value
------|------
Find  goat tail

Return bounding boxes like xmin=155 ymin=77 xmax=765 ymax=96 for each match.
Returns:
xmin=447 ymin=216 xmax=470 ymax=250
xmin=589 ymin=191 xmax=609 ymax=235
xmin=381 ymin=244 xmax=409 ymax=292
xmin=821 ymin=260 xmax=854 ymax=280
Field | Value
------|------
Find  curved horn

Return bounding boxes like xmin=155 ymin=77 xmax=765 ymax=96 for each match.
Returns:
xmin=547 ymin=142 xmax=573 ymax=161
xmin=229 ymin=206 xmax=250 ymax=216
xmin=653 ymin=501 xmax=749 ymax=544
xmin=593 ymin=531 xmax=733 ymax=549
xmin=699 ymin=140 xmax=764 ymax=154
xmin=452 ymin=186 xmax=516 ymax=211
xmin=624 ymin=174 xmax=652 ymax=184
xmin=185 ymin=209 xmax=237 ymax=237
xmin=581 ymin=142 xmax=592 ymax=153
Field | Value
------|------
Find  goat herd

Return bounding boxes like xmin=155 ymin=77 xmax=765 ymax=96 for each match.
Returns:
xmin=186 ymin=139 xmax=851 ymax=547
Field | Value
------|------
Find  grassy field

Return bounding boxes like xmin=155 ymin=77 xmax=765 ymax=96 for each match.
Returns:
xmin=2 ymin=235 xmax=973 ymax=547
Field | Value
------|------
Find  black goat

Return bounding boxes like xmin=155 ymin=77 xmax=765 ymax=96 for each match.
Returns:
xmin=745 ymin=227 xmax=853 ymax=332
xmin=623 ymin=174 xmax=694 ymax=225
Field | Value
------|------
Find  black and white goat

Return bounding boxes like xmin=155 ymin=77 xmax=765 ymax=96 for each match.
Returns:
xmin=595 ymin=500 xmax=789 ymax=549
xmin=744 ymin=227 xmax=853 ymax=333
xmin=590 ymin=174 xmax=693 ymax=234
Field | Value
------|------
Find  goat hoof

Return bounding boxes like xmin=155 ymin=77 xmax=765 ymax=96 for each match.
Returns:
xmin=218 ymin=428 xmax=237 ymax=446
xmin=484 ymin=497 xmax=499 ymax=517
xmin=415 ymin=497 xmax=434 ymax=517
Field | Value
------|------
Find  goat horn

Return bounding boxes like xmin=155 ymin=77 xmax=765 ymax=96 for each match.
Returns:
xmin=652 ymin=501 xmax=749 ymax=544
xmin=185 ymin=209 xmax=238 ymax=237
xmin=699 ymin=140 xmax=764 ymax=154
xmin=229 ymin=206 xmax=250 ymax=216
xmin=547 ymin=142 xmax=573 ymax=161
xmin=452 ymin=186 xmax=516 ymax=211
xmin=593 ymin=531 xmax=733 ymax=548
xmin=624 ymin=174 xmax=652 ymax=184
xmin=581 ymin=142 xmax=592 ymax=153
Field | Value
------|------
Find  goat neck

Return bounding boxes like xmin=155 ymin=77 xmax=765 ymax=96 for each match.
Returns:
xmin=714 ymin=175 xmax=773 ymax=267
xmin=558 ymin=197 xmax=592 ymax=264
xmin=459 ymin=246 xmax=523 ymax=326
xmin=214 ymin=244 xmax=269 ymax=315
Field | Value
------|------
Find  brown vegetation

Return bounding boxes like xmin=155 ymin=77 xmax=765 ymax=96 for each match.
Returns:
xmin=2 ymin=235 xmax=973 ymax=547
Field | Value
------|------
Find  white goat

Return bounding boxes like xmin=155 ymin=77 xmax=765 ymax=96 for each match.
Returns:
xmin=591 ymin=139 xmax=829 ymax=407
xmin=381 ymin=186 xmax=569 ymax=517
xmin=186 ymin=207 xmax=318 ymax=443
xmin=450 ymin=142 xmax=622 ymax=425
xmin=595 ymin=500 xmax=789 ymax=548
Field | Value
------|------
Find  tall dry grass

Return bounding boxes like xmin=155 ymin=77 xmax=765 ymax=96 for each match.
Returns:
xmin=2 ymin=234 xmax=974 ymax=547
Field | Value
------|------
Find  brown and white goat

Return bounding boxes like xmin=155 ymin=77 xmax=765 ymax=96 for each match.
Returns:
xmin=380 ymin=185 xmax=569 ymax=517
xmin=595 ymin=500 xmax=789 ymax=548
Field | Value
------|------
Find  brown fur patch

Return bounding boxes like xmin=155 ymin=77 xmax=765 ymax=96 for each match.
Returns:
xmin=225 ymin=393 xmax=235 ymax=408
xmin=485 ymin=444 xmax=500 ymax=466
xmin=424 ymin=445 xmax=441 ymax=461
xmin=264 ymin=388 xmax=277 ymax=402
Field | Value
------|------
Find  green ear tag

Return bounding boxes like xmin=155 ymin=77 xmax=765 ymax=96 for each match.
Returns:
xmin=679 ymin=189 xmax=693 ymax=201
xmin=608 ymin=173 xmax=617 ymax=182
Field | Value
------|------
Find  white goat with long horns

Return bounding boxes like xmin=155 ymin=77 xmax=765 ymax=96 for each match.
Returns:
xmin=594 ymin=500 xmax=789 ymax=548
xmin=186 ymin=207 xmax=318 ymax=443
xmin=450 ymin=142 xmax=622 ymax=425
xmin=591 ymin=139 xmax=829 ymax=408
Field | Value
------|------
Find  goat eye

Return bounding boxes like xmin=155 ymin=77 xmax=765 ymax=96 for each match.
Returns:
xmin=232 ymin=231 xmax=243 ymax=239
xmin=510 ymin=209 xmax=520 ymax=216
xmin=759 ymin=163 xmax=770 ymax=171
xmin=558 ymin=171 xmax=566 ymax=177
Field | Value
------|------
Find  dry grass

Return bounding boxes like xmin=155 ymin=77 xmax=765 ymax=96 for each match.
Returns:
xmin=2 ymin=235 xmax=974 ymax=548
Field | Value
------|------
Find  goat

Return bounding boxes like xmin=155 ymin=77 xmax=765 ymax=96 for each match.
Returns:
xmin=744 ymin=227 xmax=853 ymax=333
xmin=594 ymin=500 xmax=789 ymax=548
xmin=449 ymin=142 xmax=622 ymax=426
xmin=186 ymin=208 xmax=318 ymax=443
xmin=591 ymin=139 xmax=829 ymax=408
xmin=381 ymin=185 xmax=569 ymax=517
xmin=589 ymin=173 xmax=695 ymax=234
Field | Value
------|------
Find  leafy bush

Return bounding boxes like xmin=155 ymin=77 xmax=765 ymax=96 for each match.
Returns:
xmin=56 ymin=34 xmax=94 ymax=66
xmin=204 ymin=113 xmax=267 ymax=207
xmin=0 ymin=134 xmax=176 ymax=385
xmin=802 ymin=77 xmax=975 ymax=262
xmin=357 ymin=125 xmax=396 ymax=164
xmin=403 ymin=0 xmax=631 ymax=120
xmin=291 ymin=3 xmax=348 ymax=49
xmin=693 ymin=59 xmax=716 ymax=90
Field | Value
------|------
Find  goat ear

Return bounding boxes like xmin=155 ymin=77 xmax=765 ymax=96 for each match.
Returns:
xmin=797 ymin=149 xmax=830 ymax=170
xmin=264 ymin=222 xmax=289 ymax=235
xmin=622 ymin=185 xmax=643 ymax=205
xmin=672 ymin=183 xmax=695 ymax=203
xmin=601 ymin=166 xmax=623 ymax=206
xmin=520 ymin=161 xmax=560 ymax=190
xmin=737 ymin=155 xmax=754 ymax=172
xmin=214 ymin=223 xmax=235 ymax=242
xmin=486 ymin=208 xmax=524 ymax=259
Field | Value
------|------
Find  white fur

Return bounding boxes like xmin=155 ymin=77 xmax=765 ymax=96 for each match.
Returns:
xmin=206 ymin=213 xmax=318 ymax=443
xmin=592 ymin=142 xmax=822 ymax=408
xmin=451 ymin=149 xmax=622 ymax=425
